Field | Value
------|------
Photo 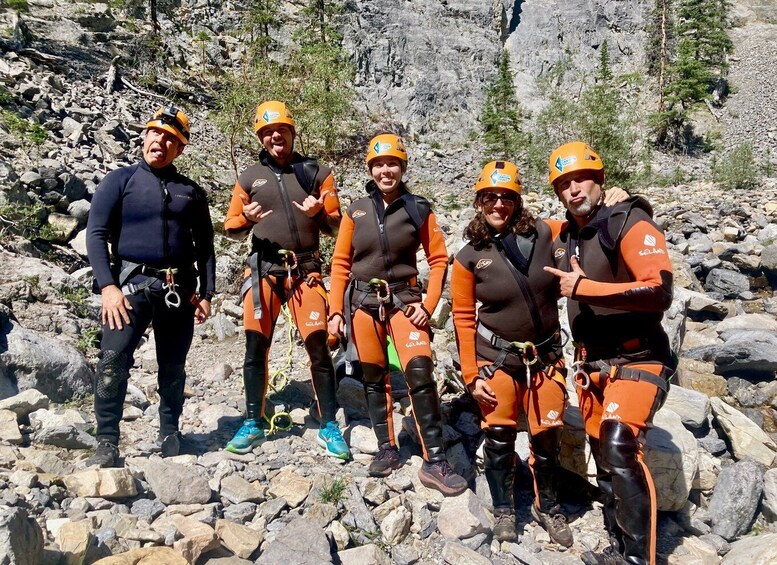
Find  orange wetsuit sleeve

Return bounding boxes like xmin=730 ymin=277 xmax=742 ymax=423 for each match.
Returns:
xmin=450 ymin=258 xmax=479 ymax=385
xmin=573 ymin=220 xmax=673 ymax=312
xmin=224 ymin=181 xmax=253 ymax=237
xmin=328 ymin=211 xmax=355 ymax=317
xmin=419 ymin=211 xmax=449 ymax=315
xmin=544 ymin=218 xmax=565 ymax=241
xmin=317 ymin=172 xmax=342 ymax=235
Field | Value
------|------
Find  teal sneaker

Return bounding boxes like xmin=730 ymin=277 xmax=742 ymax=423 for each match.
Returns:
xmin=225 ymin=419 xmax=265 ymax=454
xmin=317 ymin=421 xmax=351 ymax=460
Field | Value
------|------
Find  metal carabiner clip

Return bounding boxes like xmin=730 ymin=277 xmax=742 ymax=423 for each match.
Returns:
xmin=370 ymin=278 xmax=390 ymax=321
xmin=164 ymin=268 xmax=181 ymax=308
xmin=278 ymin=250 xmax=298 ymax=289
xmin=572 ymin=361 xmax=591 ymax=390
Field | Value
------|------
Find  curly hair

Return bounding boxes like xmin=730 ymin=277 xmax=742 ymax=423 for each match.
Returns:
xmin=463 ymin=195 xmax=537 ymax=248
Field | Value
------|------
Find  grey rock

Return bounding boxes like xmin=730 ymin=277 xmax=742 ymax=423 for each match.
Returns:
xmin=674 ymin=287 xmax=729 ymax=321
xmin=338 ymin=544 xmax=391 ymax=565
xmin=711 ymin=397 xmax=777 ymax=466
xmin=135 ymin=458 xmax=212 ymax=505
xmin=20 ymin=171 xmax=42 ymax=187
xmin=130 ymin=498 xmax=166 ymax=523
xmin=663 ymin=385 xmax=710 ymax=428
xmin=685 ymin=330 xmax=777 ymax=376
xmin=32 ymin=423 xmax=97 ymax=449
xmin=722 ymin=532 xmax=777 ymax=563
xmin=256 ymin=517 xmax=333 ymax=565
xmin=336 ymin=377 xmax=369 ymax=419
xmin=761 ymin=243 xmax=777 ymax=281
xmin=441 ymin=541 xmax=492 ymax=565
xmin=0 ymin=507 xmax=44 ymax=565
xmin=0 ymin=311 xmax=93 ymax=402
xmin=0 ymin=388 xmax=49 ymax=419
xmin=704 ymin=268 xmax=750 ymax=298
xmin=708 ymin=458 xmax=765 ymax=541
xmin=67 ymin=199 xmax=91 ymax=224
xmin=223 ymin=501 xmax=257 ymax=523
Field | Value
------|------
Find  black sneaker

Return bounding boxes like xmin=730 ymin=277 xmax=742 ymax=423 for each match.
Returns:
xmin=531 ymin=504 xmax=573 ymax=547
xmin=160 ymin=432 xmax=181 ymax=457
xmin=417 ymin=460 xmax=468 ymax=496
xmin=369 ymin=443 xmax=402 ymax=477
xmin=85 ymin=440 xmax=119 ymax=468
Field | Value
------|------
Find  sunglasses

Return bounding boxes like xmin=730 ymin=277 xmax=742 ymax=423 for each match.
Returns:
xmin=158 ymin=107 xmax=190 ymax=141
xmin=481 ymin=192 xmax=519 ymax=206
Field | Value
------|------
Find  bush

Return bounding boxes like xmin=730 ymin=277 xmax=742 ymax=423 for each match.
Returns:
xmin=713 ymin=142 xmax=760 ymax=190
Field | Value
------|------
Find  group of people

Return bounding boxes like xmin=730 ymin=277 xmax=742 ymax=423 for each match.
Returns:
xmin=85 ymin=101 xmax=675 ymax=565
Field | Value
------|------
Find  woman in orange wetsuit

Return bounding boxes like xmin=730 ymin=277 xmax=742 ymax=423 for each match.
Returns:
xmin=328 ymin=134 xmax=467 ymax=496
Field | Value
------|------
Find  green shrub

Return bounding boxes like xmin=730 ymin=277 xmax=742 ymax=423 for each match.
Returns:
xmin=713 ymin=142 xmax=760 ymax=190
xmin=318 ymin=477 xmax=347 ymax=504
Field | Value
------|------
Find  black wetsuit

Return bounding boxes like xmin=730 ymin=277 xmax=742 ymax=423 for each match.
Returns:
xmin=86 ymin=158 xmax=215 ymax=444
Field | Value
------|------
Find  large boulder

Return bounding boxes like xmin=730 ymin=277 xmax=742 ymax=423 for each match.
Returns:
xmin=0 ymin=308 xmax=92 ymax=402
xmin=710 ymin=398 xmax=777 ymax=466
xmin=722 ymin=533 xmax=777 ymax=564
xmin=0 ymin=507 xmax=44 ymax=565
xmin=708 ymin=458 xmax=765 ymax=541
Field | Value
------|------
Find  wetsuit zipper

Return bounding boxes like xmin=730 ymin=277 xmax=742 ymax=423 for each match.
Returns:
xmin=275 ymin=172 xmax=302 ymax=251
xmin=372 ymin=198 xmax=396 ymax=281
xmin=160 ymin=176 xmax=170 ymax=262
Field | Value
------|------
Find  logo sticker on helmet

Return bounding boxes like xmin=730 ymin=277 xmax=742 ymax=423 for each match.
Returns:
xmin=490 ymin=170 xmax=512 ymax=185
xmin=374 ymin=141 xmax=392 ymax=154
xmin=554 ymin=155 xmax=577 ymax=173
xmin=262 ymin=110 xmax=280 ymax=123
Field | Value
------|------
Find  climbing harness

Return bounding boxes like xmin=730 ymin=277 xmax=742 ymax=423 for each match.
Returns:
xmin=370 ymin=278 xmax=392 ymax=322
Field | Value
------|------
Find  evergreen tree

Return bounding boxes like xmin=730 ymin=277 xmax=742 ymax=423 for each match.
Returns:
xmin=242 ymin=0 xmax=281 ymax=60
xmin=480 ymin=50 xmax=527 ymax=163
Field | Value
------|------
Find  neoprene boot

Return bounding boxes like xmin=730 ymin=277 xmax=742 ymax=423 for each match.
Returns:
xmin=93 ymin=349 xmax=130 ymax=445
xmin=484 ymin=426 xmax=517 ymax=542
xmin=531 ymin=428 xmax=573 ymax=547
xmin=599 ymin=420 xmax=653 ymax=565
xmin=590 ymin=436 xmax=623 ymax=551
xmin=304 ymin=330 xmax=338 ymax=422
xmin=158 ymin=362 xmax=186 ymax=439
xmin=405 ymin=356 xmax=468 ymax=496
xmin=362 ymin=362 xmax=393 ymax=447
xmin=243 ymin=331 xmax=270 ymax=422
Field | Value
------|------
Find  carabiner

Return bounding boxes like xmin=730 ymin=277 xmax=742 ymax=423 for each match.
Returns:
xmin=369 ymin=278 xmax=391 ymax=321
xmin=572 ymin=361 xmax=591 ymax=390
xmin=164 ymin=268 xmax=181 ymax=308
xmin=278 ymin=250 xmax=298 ymax=288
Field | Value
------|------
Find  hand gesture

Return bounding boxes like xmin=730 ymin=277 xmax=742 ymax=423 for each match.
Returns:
xmin=406 ymin=305 xmax=429 ymax=328
xmin=194 ymin=299 xmax=211 ymax=324
xmin=603 ymin=186 xmax=629 ymax=207
xmin=471 ymin=378 xmax=497 ymax=408
xmin=240 ymin=192 xmax=272 ymax=223
xmin=101 ymin=284 xmax=132 ymax=330
xmin=328 ymin=313 xmax=345 ymax=338
xmin=293 ymin=194 xmax=325 ymax=218
xmin=544 ymin=255 xmax=587 ymax=298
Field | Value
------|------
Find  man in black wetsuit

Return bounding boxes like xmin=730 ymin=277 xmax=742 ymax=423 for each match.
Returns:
xmin=85 ymin=107 xmax=215 ymax=467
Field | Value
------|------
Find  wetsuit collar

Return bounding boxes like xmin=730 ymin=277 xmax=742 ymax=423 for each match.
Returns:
xmin=140 ymin=157 xmax=177 ymax=178
xmin=259 ymin=148 xmax=298 ymax=172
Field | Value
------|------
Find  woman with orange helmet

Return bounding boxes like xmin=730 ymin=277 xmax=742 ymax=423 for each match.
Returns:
xmin=327 ymin=134 xmax=468 ymax=495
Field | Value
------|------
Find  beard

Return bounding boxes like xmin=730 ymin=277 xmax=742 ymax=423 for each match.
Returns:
xmin=567 ymin=194 xmax=599 ymax=218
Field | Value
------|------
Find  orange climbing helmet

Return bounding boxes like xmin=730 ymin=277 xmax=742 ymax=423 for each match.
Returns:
xmin=548 ymin=141 xmax=604 ymax=186
xmin=145 ymin=106 xmax=190 ymax=146
xmin=474 ymin=161 xmax=522 ymax=194
xmin=365 ymin=134 xmax=408 ymax=168
xmin=253 ymin=100 xmax=295 ymax=135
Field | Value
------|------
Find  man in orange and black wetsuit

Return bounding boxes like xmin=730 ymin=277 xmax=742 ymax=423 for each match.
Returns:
xmin=223 ymin=100 xmax=349 ymax=459
xmin=544 ymin=142 xmax=674 ymax=565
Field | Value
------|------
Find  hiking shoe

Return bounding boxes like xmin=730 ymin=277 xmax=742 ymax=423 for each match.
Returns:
xmin=225 ymin=420 xmax=265 ymax=454
xmin=418 ymin=460 xmax=468 ymax=496
xmin=581 ymin=542 xmax=627 ymax=565
xmin=317 ymin=421 xmax=351 ymax=460
xmin=85 ymin=440 xmax=119 ymax=468
xmin=369 ymin=443 xmax=402 ymax=477
xmin=493 ymin=507 xmax=517 ymax=542
xmin=531 ymin=504 xmax=573 ymax=548
xmin=160 ymin=432 xmax=181 ymax=457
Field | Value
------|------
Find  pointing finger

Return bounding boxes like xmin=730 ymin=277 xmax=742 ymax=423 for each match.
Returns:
xmin=543 ymin=266 xmax=564 ymax=277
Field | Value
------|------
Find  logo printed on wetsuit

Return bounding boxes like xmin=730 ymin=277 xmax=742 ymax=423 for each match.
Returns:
xmin=352 ymin=210 xmax=366 ymax=219
xmin=475 ymin=259 xmax=492 ymax=270
xmin=638 ymin=247 xmax=666 ymax=256
xmin=554 ymin=248 xmax=566 ymax=259
xmin=305 ymin=310 xmax=325 ymax=327
xmin=405 ymin=331 xmax=428 ymax=348
xmin=409 ymin=331 xmax=421 ymax=340
xmin=605 ymin=402 xmax=620 ymax=413
xmin=546 ymin=410 xmax=559 ymax=420
xmin=643 ymin=234 xmax=657 ymax=246
xmin=309 ymin=312 xmax=320 ymax=321
xmin=541 ymin=409 xmax=562 ymax=426
xmin=252 ymin=179 xmax=268 ymax=189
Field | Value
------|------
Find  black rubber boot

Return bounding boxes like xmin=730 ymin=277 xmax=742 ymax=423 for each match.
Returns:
xmin=93 ymin=350 xmax=130 ymax=445
xmin=404 ymin=356 xmax=445 ymax=462
xmin=484 ymin=426 xmax=517 ymax=542
xmin=158 ymin=363 xmax=186 ymax=439
xmin=362 ymin=362 xmax=392 ymax=447
xmin=590 ymin=436 xmax=623 ymax=551
xmin=599 ymin=420 xmax=653 ymax=565
xmin=531 ymin=428 xmax=573 ymax=547
xmin=243 ymin=331 xmax=270 ymax=422
xmin=304 ymin=330 xmax=337 ymax=423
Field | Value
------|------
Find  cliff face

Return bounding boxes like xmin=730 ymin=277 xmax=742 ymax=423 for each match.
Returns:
xmin=343 ymin=0 xmax=652 ymax=136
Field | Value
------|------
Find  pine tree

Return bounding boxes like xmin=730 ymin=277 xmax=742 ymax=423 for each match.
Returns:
xmin=481 ymin=50 xmax=526 ymax=163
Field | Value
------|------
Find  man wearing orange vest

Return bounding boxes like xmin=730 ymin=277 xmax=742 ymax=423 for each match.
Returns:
xmin=545 ymin=142 xmax=675 ymax=565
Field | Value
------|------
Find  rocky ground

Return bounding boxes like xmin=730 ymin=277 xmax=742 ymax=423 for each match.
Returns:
xmin=2 ymin=1 xmax=777 ymax=564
